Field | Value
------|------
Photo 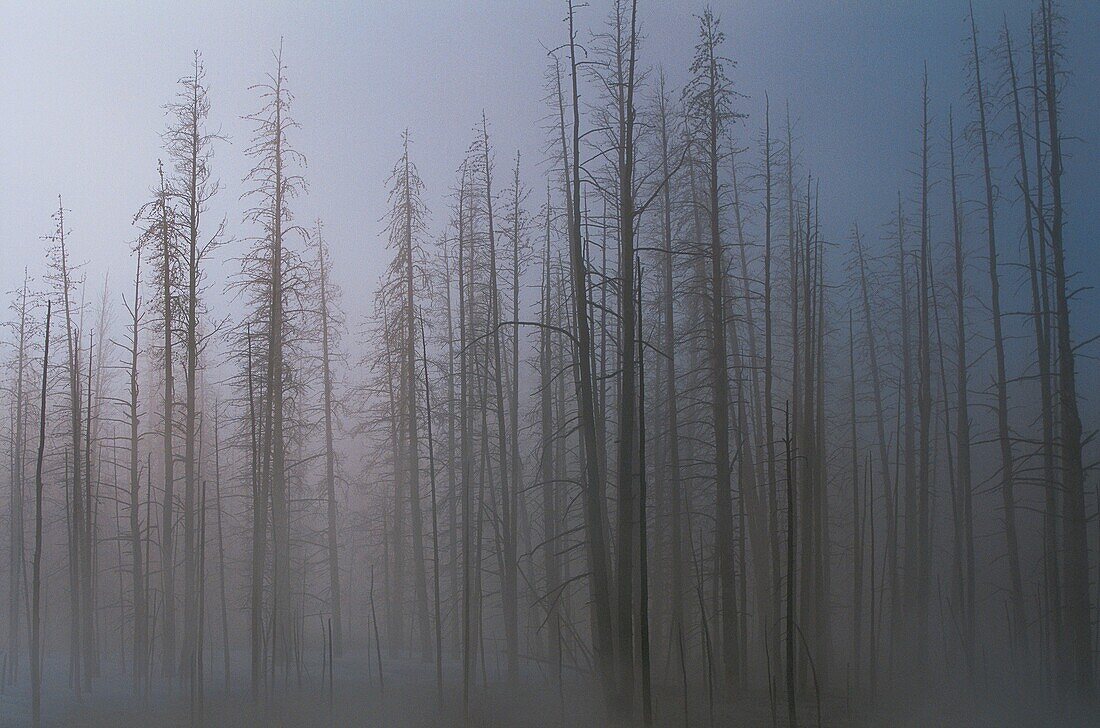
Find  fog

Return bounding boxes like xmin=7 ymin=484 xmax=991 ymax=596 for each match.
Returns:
xmin=0 ymin=1 xmax=1098 ymax=726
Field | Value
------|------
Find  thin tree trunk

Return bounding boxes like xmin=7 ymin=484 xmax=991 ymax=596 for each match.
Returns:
xmin=8 ymin=274 xmax=31 ymax=688
xmin=30 ymin=301 xmax=51 ymax=728
xmin=213 ymin=403 xmax=230 ymax=695
xmin=947 ymin=111 xmax=976 ymax=677
xmin=402 ymin=137 xmax=432 ymax=659
xmin=479 ymin=119 xmax=518 ymax=678
xmin=316 ymin=225 xmax=343 ymax=655
xmin=784 ymin=403 xmax=797 ymax=728
xmin=556 ymin=10 xmax=617 ymax=701
xmin=636 ymin=257 xmax=653 ymax=726
xmin=850 ymin=312 xmax=863 ymax=692
xmin=970 ymin=7 xmax=1027 ymax=657
xmin=419 ymin=315 xmax=444 ymax=708
xmin=853 ymin=228 xmax=897 ymax=675
xmin=126 ymin=256 xmax=147 ymax=694
xmin=1041 ymin=0 xmax=1092 ymax=692
xmin=915 ymin=71 xmax=933 ymax=664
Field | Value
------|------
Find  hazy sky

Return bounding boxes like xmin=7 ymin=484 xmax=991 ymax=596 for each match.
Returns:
xmin=2 ymin=0 xmax=1098 ymax=334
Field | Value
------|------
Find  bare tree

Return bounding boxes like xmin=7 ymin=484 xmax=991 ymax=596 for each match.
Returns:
xmin=30 ymin=300 xmax=50 ymax=728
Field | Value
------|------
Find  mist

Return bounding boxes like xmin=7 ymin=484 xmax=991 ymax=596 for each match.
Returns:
xmin=0 ymin=1 xmax=1098 ymax=726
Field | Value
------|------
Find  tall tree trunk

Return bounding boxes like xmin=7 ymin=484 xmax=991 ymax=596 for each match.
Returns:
xmin=897 ymin=190 xmax=917 ymax=654
xmin=456 ymin=166 xmax=476 ymax=723
xmin=784 ymin=403 xmax=798 ymax=728
xmin=654 ymin=74 xmax=687 ymax=688
xmin=8 ymin=274 xmax=31 ymax=687
xmin=1041 ymin=0 xmax=1092 ymax=693
xmin=479 ymin=120 xmax=516 ymax=675
xmin=971 ymin=8 xmax=1027 ymax=658
xmin=316 ymin=225 xmax=343 ymax=655
xmin=853 ymin=228 xmax=898 ymax=673
xmin=127 ymin=256 xmax=147 ymax=694
xmin=697 ymin=16 xmax=740 ymax=690
xmin=402 ymin=137 xmax=432 ymax=660
xmin=1006 ymin=20 xmax=1060 ymax=688
xmin=915 ymin=72 xmax=933 ymax=664
xmin=53 ymin=199 xmax=88 ymax=693
xmin=420 ymin=316 xmax=444 ymax=708
xmin=213 ymin=403 xmax=230 ymax=695
xmin=636 ymin=257 xmax=653 ymax=726
xmin=30 ymin=301 xmax=50 ymax=728
xmin=538 ymin=196 xmax=562 ymax=675
xmin=556 ymin=9 xmax=617 ymax=701
xmin=947 ymin=111 xmax=976 ymax=676
xmin=157 ymin=163 xmax=178 ymax=680
xmin=607 ymin=1 xmax=641 ymax=709
xmin=850 ymin=312 xmax=864 ymax=692
xmin=246 ymin=322 xmax=266 ymax=700
xmin=507 ymin=154 xmax=525 ymax=685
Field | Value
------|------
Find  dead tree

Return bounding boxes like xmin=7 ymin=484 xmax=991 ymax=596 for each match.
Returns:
xmin=314 ymin=221 xmax=344 ymax=655
xmin=30 ymin=300 xmax=50 ymax=728
xmin=947 ymin=111 xmax=976 ymax=674
xmin=853 ymin=227 xmax=897 ymax=670
xmin=135 ymin=162 xmax=180 ymax=679
xmin=241 ymin=40 xmax=305 ymax=690
xmin=118 ymin=253 xmax=147 ymax=693
xmin=970 ymin=7 xmax=1027 ymax=657
xmin=915 ymin=70 xmax=932 ymax=663
xmin=6 ymin=272 xmax=34 ymax=686
xmin=45 ymin=197 xmax=95 ymax=690
xmin=1041 ymin=0 xmax=1092 ymax=693
xmin=164 ymin=51 xmax=224 ymax=677
xmin=383 ymin=132 xmax=432 ymax=657
xmin=683 ymin=7 xmax=741 ymax=690
xmin=556 ymin=3 xmax=617 ymax=702
xmin=653 ymin=69 xmax=687 ymax=683
xmin=1005 ymin=22 xmax=1058 ymax=684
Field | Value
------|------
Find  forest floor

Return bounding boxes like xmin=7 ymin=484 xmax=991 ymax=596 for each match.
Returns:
xmin=0 ymin=652 xmax=1094 ymax=727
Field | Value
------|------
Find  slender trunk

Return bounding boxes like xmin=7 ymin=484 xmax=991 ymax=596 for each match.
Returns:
xmin=128 ymin=257 xmax=146 ymax=694
xmin=971 ymin=8 xmax=1027 ymax=657
xmin=655 ymin=76 xmax=686 ymax=685
xmin=763 ymin=100 xmax=782 ymax=673
xmin=897 ymin=190 xmax=916 ymax=651
xmin=636 ymin=257 xmax=653 ymax=726
xmin=8 ymin=275 xmax=30 ymax=687
xmin=403 ymin=138 xmax=432 ymax=659
xmin=317 ymin=228 xmax=343 ymax=655
xmin=247 ymin=323 xmax=266 ymax=700
xmin=854 ymin=229 xmax=897 ymax=669
xmin=948 ymin=111 xmax=976 ymax=676
xmin=850 ymin=312 xmax=863 ymax=691
xmin=157 ymin=165 xmax=178 ymax=680
xmin=420 ymin=316 xmax=445 ymax=708
xmin=558 ymin=11 xmax=617 ymax=700
xmin=457 ymin=167 xmax=475 ymax=723
xmin=915 ymin=72 xmax=933 ymax=664
xmin=30 ymin=302 xmax=51 ymax=728
xmin=539 ymin=196 xmax=563 ymax=673
xmin=1042 ymin=0 xmax=1092 ymax=692
xmin=611 ymin=2 xmax=641 ymax=709
xmin=784 ymin=404 xmax=797 ymax=728
xmin=702 ymin=30 xmax=739 ymax=690
xmin=508 ymin=154 xmax=524 ymax=684
xmin=181 ymin=65 xmax=202 ymax=681
xmin=1008 ymin=19 xmax=1059 ymax=687
xmin=213 ymin=404 xmax=230 ymax=694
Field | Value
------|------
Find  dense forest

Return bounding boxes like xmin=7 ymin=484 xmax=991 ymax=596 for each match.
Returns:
xmin=0 ymin=1 xmax=1097 ymax=726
